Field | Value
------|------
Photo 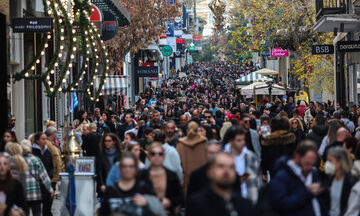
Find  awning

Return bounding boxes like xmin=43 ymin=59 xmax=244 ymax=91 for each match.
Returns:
xmin=254 ymin=68 xmax=279 ymax=75
xmin=91 ymin=0 xmax=130 ymax=26
xmin=241 ymin=79 xmax=286 ymax=95
xmin=235 ymin=72 xmax=272 ymax=84
xmin=94 ymin=75 xmax=128 ymax=95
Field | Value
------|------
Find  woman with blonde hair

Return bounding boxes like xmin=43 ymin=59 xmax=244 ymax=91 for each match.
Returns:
xmin=177 ymin=121 xmax=207 ymax=189
xmin=19 ymin=139 xmax=53 ymax=216
xmin=5 ymin=142 xmax=28 ymax=181
xmin=289 ymin=117 xmax=306 ymax=145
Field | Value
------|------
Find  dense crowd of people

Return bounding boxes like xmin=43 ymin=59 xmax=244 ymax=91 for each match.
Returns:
xmin=2 ymin=61 xmax=360 ymax=216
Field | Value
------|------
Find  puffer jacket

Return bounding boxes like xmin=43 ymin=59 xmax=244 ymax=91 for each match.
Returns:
xmin=261 ymin=130 xmax=296 ymax=177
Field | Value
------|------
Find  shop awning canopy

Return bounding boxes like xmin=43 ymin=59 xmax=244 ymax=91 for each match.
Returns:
xmin=241 ymin=79 xmax=286 ymax=95
xmin=94 ymin=75 xmax=128 ymax=95
xmin=254 ymin=68 xmax=279 ymax=75
xmin=235 ymin=72 xmax=273 ymax=84
xmin=92 ymin=0 xmax=130 ymax=26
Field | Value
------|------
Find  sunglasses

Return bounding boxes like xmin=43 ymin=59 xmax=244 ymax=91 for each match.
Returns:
xmin=205 ymin=116 xmax=211 ymax=119
xmin=291 ymin=122 xmax=298 ymax=125
xmin=150 ymin=152 xmax=164 ymax=157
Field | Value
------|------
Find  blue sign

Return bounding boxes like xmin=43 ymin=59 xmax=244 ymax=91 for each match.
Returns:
xmin=167 ymin=22 xmax=174 ymax=37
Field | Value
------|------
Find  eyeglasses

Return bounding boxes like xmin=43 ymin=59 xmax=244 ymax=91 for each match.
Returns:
xmin=150 ymin=152 xmax=164 ymax=157
xmin=205 ymin=116 xmax=211 ymax=119
xmin=291 ymin=122 xmax=298 ymax=125
xmin=120 ymin=164 xmax=136 ymax=169
xmin=104 ymin=139 xmax=113 ymax=142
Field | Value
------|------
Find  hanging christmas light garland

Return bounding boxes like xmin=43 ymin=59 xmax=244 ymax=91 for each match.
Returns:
xmin=13 ymin=0 xmax=108 ymax=102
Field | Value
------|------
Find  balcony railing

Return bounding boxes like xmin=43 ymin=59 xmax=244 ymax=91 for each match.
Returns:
xmin=316 ymin=0 xmax=348 ymax=21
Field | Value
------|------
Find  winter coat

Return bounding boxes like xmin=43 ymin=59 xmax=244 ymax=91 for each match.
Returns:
xmin=296 ymin=105 xmax=307 ymax=119
xmin=345 ymin=181 xmax=360 ymax=216
xmin=291 ymin=129 xmax=306 ymax=146
xmin=307 ymin=125 xmax=328 ymax=148
xmin=328 ymin=173 xmax=358 ymax=216
xmin=261 ymin=130 xmax=296 ymax=176
xmin=177 ymin=134 xmax=207 ymax=189
xmin=269 ymin=156 xmax=330 ymax=216
xmin=46 ymin=139 xmax=63 ymax=182
xmin=82 ymin=132 xmax=101 ymax=157
xmin=186 ymin=186 xmax=255 ymax=216
xmin=32 ymin=144 xmax=54 ymax=180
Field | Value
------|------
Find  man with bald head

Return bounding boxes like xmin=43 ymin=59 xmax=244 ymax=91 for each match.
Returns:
xmin=192 ymin=109 xmax=202 ymax=124
xmin=323 ymin=127 xmax=351 ymax=160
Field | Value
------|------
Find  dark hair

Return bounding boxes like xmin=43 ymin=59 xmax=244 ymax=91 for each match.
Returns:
xmin=204 ymin=110 xmax=212 ymax=116
xmin=144 ymin=127 xmax=154 ymax=135
xmin=344 ymin=137 xmax=358 ymax=153
xmin=3 ymin=130 xmax=18 ymax=143
xmin=341 ymin=111 xmax=349 ymax=118
xmin=240 ymin=113 xmax=250 ymax=121
xmin=119 ymin=152 xmax=138 ymax=171
xmin=260 ymin=116 xmax=270 ymax=123
xmin=127 ymin=142 xmax=141 ymax=152
xmin=230 ymin=118 xmax=239 ymax=125
xmin=99 ymin=133 xmax=122 ymax=152
xmin=295 ymin=140 xmax=318 ymax=157
xmin=200 ymin=125 xmax=213 ymax=140
xmin=125 ymin=132 xmax=137 ymax=141
xmin=153 ymin=129 xmax=166 ymax=144
xmin=293 ymin=109 xmax=299 ymax=115
xmin=77 ymin=110 xmax=87 ymax=121
xmin=215 ymin=110 xmax=223 ymax=118
xmin=34 ymin=132 xmax=45 ymax=143
xmin=252 ymin=110 xmax=261 ymax=119
xmin=315 ymin=115 xmax=326 ymax=126
xmin=222 ymin=125 xmax=245 ymax=145
xmin=270 ymin=117 xmax=290 ymax=132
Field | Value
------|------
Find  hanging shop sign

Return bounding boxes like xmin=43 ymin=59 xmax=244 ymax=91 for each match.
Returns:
xmin=90 ymin=5 xmax=103 ymax=22
xmin=136 ymin=66 xmax=159 ymax=77
xmin=312 ymin=45 xmax=334 ymax=55
xmin=337 ymin=41 xmax=360 ymax=52
xmin=270 ymin=47 xmax=288 ymax=57
xmin=12 ymin=17 xmax=53 ymax=32
xmin=101 ymin=13 xmax=118 ymax=41
xmin=161 ymin=45 xmax=173 ymax=57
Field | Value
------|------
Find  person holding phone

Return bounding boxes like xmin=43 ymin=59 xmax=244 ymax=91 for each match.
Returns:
xmin=269 ymin=140 xmax=329 ymax=216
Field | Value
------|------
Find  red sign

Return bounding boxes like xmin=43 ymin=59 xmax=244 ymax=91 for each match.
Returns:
xmin=142 ymin=62 xmax=154 ymax=67
xmin=176 ymin=38 xmax=185 ymax=44
xmin=193 ymin=34 xmax=202 ymax=42
xmin=90 ymin=5 xmax=102 ymax=21
xmin=160 ymin=33 xmax=167 ymax=39
xmin=271 ymin=47 xmax=289 ymax=57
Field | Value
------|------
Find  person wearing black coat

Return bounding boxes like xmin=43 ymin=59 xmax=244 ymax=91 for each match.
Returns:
xmin=32 ymin=132 xmax=54 ymax=216
xmin=307 ymin=115 xmax=328 ymax=148
xmin=146 ymin=143 xmax=184 ymax=214
xmin=269 ymin=143 xmax=330 ymax=216
xmin=186 ymin=152 xmax=254 ymax=216
xmin=96 ymin=133 xmax=122 ymax=197
xmin=82 ymin=123 xmax=101 ymax=157
xmin=261 ymin=117 xmax=297 ymax=177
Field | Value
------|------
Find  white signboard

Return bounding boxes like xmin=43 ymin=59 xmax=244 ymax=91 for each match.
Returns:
xmin=166 ymin=37 xmax=177 ymax=53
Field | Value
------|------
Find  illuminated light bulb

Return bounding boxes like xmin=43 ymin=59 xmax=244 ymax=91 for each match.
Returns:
xmin=90 ymin=82 xmax=93 ymax=85
xmin=72 ymin=29 xmax=76 ymax=34
xmin=86 ymin=58 xmax=89 ymax=61
xmin=58 ymin=53 xmax=62 ymax=58
xmin=73 ymin=38 xmax=77 ymax=42
xmin=45 ymin=43 xmax=48 ymax=48
xmin=61 ymin=36 xmax=64 ymax=41
xmin=71 ymin=54 xmax=75 ymax=59
xmin=71 ymin=87 xmax=74 ymax=90
xmin=96 ymin=55 xmax=99 ymax=59
xmin=55 ymin=62 xmax=59 ymax=67
xmin=93 ymin=76 xmax=96 ymax=79
xmin=47 ymin=35 xmax=51 ymax=39
xmin=106 ymin=66 xmax=109 ymax=70
xmin=86 ymin=51 xmax=90 ymax=54
xmin=75 ymin=83 xmax=78 ymax=86
xmin=73 ymin=47 xmax=77 ymax=51
xmin=36 ymin=59 xmax=40 ymax=64
xmin=87 ymin=88 xmax=90 ymax=92
xmin=104 ymin=80 xmax=107 ymax=83
xmin=70 ymin=20 xmax=73 ymax=24
xmin=41 ymin=51 xmax=45 ymax=56
xmin=31 ymin=66 xmax=35 ymax=70
xmin=48 ymin=10 xmax=52 ymax=14
xmin=96 ymin=99 xmax=99 ymax=102
xmin=48 ymin=81 xmax=52 ymax=85
xmin=60 ymin=45 xmax=64 ymax=50
xmin=83 ymin=71 xmax=86 ymax=74
xmin=85 ymin=64 xmax=88 ymax=68
xmin=47 ymin=1 xmax=51 ymax=5
xmin=62 ymin=78 xmax=66 ymax=83
xmin=69 ymin=63 xmax=73 ymax=68
xmin=51 ymin=70 xmax=55 ymax=74
xmin=79 ymin=77 xmax=82 ymax=81
xmin=50 ymin=88 xmax=54 ymax=92
xmin=106 ymin=59 xmax=109 ymax=63
xmin=86 ymin=44 xmax=89 ymax=48
xmin=95 ymin=69 xmax=98 ymax=72
xmin=105 ymin=73 xmax=109 ymax=76
xmin=58 ymin=87 xmax=62 ymax=92
xmin=92 ymin=42 xmax=95 ymax=46
xmin=89 ymin=29 xmax=93 ymax=33
xmin=46 ymin=76 xmax=50 ymax=80
xmin=99 ymin=93 xmax=103 ymax=96
xmin=66 ymin=70 xmax=70 ymax=75
xmin=85 ymin=31 xmax=88 ymax=35
xmin=61 ymin=28 xmax=64 ymax=33
xmin=25 ymin=72 xmax=29 ymax=77
xmin=96 ymin=62 xmax=99 ymax=66
xmin=94 ymin=48 xmax=98 ymax=52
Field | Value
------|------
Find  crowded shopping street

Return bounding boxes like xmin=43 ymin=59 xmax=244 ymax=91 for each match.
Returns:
xmin=3 ymin=0 xmax=360 ymax=215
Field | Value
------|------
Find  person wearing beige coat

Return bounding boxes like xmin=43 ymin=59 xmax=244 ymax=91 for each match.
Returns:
xmin=45 ymin=127 xmax=63 ymax=185
xmin=176 ymin=121 xmax=207 ymax=191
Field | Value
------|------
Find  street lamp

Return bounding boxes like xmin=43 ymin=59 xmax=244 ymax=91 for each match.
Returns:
xmin=266 ymin=80 xmax=274 ymax=102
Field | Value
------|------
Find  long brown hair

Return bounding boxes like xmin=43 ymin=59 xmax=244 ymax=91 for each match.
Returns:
xmin=99 ymin=133 xmax=122 ymax=152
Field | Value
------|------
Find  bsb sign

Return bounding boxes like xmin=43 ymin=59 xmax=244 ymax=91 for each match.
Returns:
xmin=12 ymin=18 xmax=53 ymax=32
xmin=312 ymin=45 xmax=334 ymax=55
xmin=337 ymin=41 xmax=360 ymax=52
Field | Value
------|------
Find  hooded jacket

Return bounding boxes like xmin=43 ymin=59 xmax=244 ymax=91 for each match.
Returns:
xmin=261 ymin=130 xmax=296 ymax=176
xmin=177 ymin=134 xmax=207 ymax=189
xmin=307 ymin=125 xmax=328 ymax=148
